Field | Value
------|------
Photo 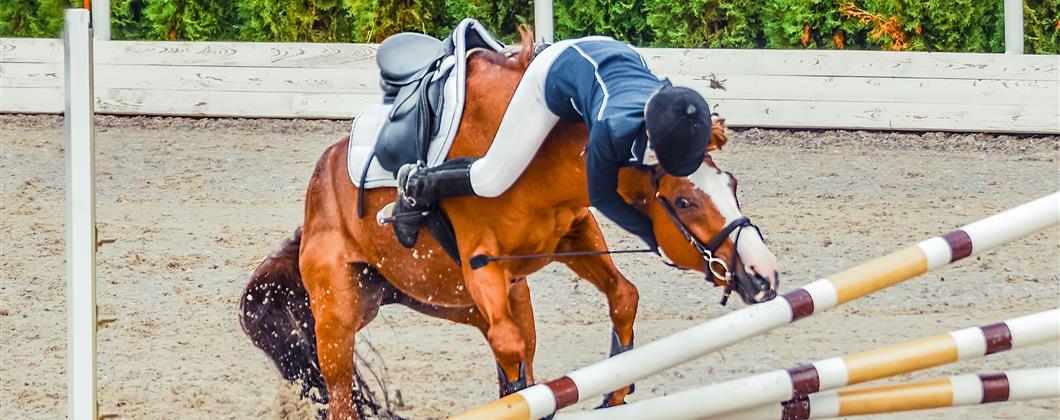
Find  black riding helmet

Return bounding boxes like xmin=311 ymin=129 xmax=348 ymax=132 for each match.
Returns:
xmin=644 ymin=84 xmax=712 ymax=177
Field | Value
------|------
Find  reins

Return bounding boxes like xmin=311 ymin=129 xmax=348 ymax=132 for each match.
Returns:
xmin=468 ymin=248 xmax=657 ymax=269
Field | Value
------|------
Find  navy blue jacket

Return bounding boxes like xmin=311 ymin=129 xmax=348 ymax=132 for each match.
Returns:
xmin=543 ymin=39 xmax=664 ymax=249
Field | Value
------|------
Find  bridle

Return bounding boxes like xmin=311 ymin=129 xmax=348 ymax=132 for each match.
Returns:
xmin=650 ymin=166 xmax=763 ymax=304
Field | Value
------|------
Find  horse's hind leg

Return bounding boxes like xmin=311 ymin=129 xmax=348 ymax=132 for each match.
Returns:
xmin=301 ymin=237 xmax=367 ymax=420
xmin=558 ymin=216 xmax=640 ymax=407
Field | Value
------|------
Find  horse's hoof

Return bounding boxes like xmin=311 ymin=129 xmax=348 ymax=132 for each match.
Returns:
xmin=497 ymin=362 xmax=529 ymax=397
xmin=595 ymin=386 xmax=634 ymax=409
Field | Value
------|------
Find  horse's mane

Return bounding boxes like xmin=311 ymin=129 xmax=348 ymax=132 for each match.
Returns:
xmin=468 ymin=26 xmax=535 ymax=71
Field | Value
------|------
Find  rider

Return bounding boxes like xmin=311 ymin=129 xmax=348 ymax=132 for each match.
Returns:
xmin=398 ymin=36 xmax=712 ymax=251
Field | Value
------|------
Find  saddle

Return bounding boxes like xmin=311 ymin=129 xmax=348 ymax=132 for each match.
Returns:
xmin=373 ymin=32 xmax=447 ymax=170
xmin=372 ymin=18 xmax=506 ymax=173
xmin=356 ymin=19 xmax=506 ymax=263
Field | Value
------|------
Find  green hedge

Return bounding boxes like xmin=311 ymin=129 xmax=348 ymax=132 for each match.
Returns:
xmin=2 ymin=0 xmax=1057 ymax=53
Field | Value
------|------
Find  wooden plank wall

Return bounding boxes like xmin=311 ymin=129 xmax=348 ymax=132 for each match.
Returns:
xmin=2 ymin=38 xmax=1058 ymax=133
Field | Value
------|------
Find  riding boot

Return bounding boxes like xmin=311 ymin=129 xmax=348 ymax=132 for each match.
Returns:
xmin=387 ymin=196 xmax=427 ymax=248
xmin=399 ymin=157 xmax=477 ymax=207
xmin=388 ymin=157 xmax=477 ymax=249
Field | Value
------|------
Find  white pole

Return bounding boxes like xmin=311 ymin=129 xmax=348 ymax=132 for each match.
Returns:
xmin=534 ymin=0 xmax=554 ymax=43
xmin=451 ymin=192 xmax=1060 ymax=420
xmin=64 ymin=9 xmax=97 ymax=420
xmin=91 ymin=0 xmax=111 ymax=41
xmin=712 ymin=367 xmax=1060 ymax=419
xmin=556 ymin=309 xmax=1060 ymax=420
xmin=1004 ymin=0 xmax=1023 ymax=54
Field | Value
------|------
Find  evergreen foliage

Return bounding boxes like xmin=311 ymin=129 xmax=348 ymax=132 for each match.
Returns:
xmin=0 ymin=0 xmax=1056 ymax=54
xmin=110 ymin=0 xmax=150 ymax=40
xmin=240 ymin=0 xmax=352 ymax=42
xmin=443 ymin=0 xmax=530 ymax=42
xmin=1 ymin=0 xmax=71 ymax=38
xmin=1024 ymin=0 xmax=1060 ymax=53
xmin=146 ymin=0 xmax=238 ymax=40
xmin=555 ymin=0 xmax=650 ymax=45
xmin=346 ymin=0 xmax=446 ymax=42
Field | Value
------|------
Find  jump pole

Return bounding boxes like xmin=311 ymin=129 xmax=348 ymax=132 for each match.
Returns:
xmin=449 ymin=192 xmax=1060 ymax=420
xmin=64 ymin=8 xmax=98 ymax=420
xmin=715 ymin=367 xmax=1060 ymax=419
xmin=556 ymin=308 xmax=1059 ymax=419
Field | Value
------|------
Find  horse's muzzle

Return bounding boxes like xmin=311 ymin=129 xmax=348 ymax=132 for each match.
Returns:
xmin=731 ymin=263 xmax=778 ymax=305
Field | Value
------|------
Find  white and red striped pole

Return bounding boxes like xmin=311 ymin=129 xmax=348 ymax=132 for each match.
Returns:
xmin=449 ymin=192 xmax=1059 ymax=420
xmin=716 ymin=367 xmax=1060 ymax=419
xmin=556 ymin=309 xmax=1059 ymax=419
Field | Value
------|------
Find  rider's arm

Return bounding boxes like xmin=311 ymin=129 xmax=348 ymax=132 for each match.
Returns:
xmin=586 ymin=131 xmax=659 ymax=250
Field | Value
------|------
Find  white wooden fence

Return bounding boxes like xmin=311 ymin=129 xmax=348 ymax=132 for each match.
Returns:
xmin=2 ymin=38 xmax=1058 ymax=133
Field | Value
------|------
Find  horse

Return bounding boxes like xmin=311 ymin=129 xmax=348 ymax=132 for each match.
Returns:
xmin=240 ymin=31 xmax=779 ymax=420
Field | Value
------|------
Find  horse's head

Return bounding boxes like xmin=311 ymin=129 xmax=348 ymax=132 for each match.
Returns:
xmin=619 ymin=119 xmax=779 ymax=305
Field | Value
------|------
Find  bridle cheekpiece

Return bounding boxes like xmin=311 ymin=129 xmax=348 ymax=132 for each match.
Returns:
xmin=650 ymin=165 xmax=763 ymax=305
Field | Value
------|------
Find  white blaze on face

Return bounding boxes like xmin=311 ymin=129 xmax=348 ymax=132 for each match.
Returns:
xmin=687 ymin=163 xmax=778 ymax=282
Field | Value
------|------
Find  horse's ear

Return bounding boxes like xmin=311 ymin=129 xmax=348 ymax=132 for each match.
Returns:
xmin=630 ymin=197 xmax=650 ymax=213
xmin=707 ymin=116 xmax=728 ymax=151
xmin=617 ymin=167 xmax=655 ymax=205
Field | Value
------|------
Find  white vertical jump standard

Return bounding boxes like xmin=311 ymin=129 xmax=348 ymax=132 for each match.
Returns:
xmin=717 ymin=367 xmax=1060 ymax=419
xmin=1004 ymin=0 xmax=1024 ymax=54
xmin=534 ymin=0 xmax=554 ymax=43
xmin=64 ymin=9 xmax=98 ymax=420
xmin=91 ymin=0 xmax=111 ymax=41
xmin=450 ymin=192 xmax=1060 ymax=420
xmin=556 ymin=309 xmax=1060 ymax=419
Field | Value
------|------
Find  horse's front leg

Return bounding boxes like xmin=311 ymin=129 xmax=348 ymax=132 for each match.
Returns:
xmin=381 ymin=279 xmax=535 ymax=396
xmin=558 ymin=216 xmax=640 ymax=408
xmin=463 ymin=261 xmax=530 ymax=396
xmin=507 ymin=278 xmax=537 ymax=387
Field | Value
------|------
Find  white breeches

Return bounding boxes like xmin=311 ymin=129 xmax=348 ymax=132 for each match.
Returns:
xmin=467 ymin=39 xmax=576 ymax=197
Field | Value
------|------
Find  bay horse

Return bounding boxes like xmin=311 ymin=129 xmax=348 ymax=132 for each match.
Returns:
xmin=241 ymin=31 xmax=779 ymax=419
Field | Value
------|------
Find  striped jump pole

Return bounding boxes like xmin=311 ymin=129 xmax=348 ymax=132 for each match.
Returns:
xmin=449 ymin=192 xmax=1060 ymax=420
xmin=715 ymin=367 xmax=1060 ymax=419
xmin=556 ymin=308 xmax=1059 ymax=419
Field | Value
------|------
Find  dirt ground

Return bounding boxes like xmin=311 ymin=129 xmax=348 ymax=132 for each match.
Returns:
xmin=2 ymin=114 xmax=1057 ymax=419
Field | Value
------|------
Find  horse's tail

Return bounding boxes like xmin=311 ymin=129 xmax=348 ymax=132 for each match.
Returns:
xmin=239 ymin=227 xmax=328 ymax=407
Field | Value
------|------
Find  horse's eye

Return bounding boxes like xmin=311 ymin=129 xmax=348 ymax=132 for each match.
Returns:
xmin=675 ymin=197 xmax=693 ymax=209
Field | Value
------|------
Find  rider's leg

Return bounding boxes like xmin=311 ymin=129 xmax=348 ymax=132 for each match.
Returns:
xmin=400 ymin=42 xmax=569 ymax=205
xmin=465 ymin=52 xmax=562 ymax=198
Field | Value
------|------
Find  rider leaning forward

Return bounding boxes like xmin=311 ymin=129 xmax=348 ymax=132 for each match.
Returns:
xmin=398 ymin=35 xmax=715 ymax=251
